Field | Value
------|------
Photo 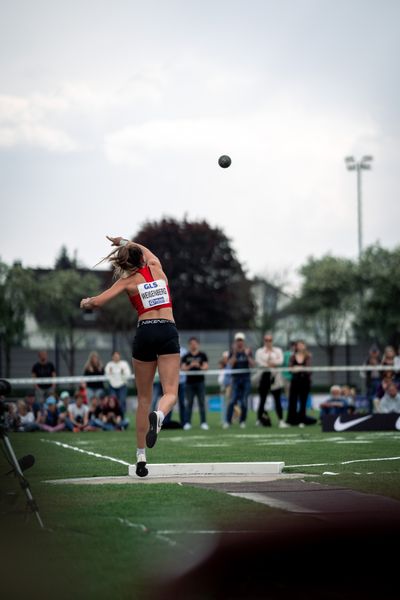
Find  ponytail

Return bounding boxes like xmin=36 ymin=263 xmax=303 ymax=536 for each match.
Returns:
xmin=94 ymin=244 xmax=144 ymax=279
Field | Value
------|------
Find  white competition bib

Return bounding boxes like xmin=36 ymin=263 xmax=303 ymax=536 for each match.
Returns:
xmin=137 ymin=279 xmax=170 ymax=309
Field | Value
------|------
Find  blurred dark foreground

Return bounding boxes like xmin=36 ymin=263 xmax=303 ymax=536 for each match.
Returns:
xmin=149 ymin=516 xmax=399 ymax=600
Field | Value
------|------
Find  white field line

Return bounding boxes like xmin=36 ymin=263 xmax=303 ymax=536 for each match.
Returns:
xmin=157 ymin=529 xmax=260 ymax=535
xmin=287 ymin=456 xmax=400 ymax=468
xmin=40 ymin=438 xmax=400 ymax=473
xmin=117 ymin=518 xmax=178 ymax=547
xmin=40 ymin=438 xmax=130 ymax=466
xmin=117 ymin=518 xmax=149 ymax=532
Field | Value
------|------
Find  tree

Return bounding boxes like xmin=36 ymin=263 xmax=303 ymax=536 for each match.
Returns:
xmin=0 ymin=261 xmax=35 ymax=376
xmin=354 ymin=244 xmax=400 ymax=347
xmin=291 ymin=255 xmax=357 ymax=374
xmin=31 ymin=269 xmax=99 ymax=375
xmin=54 ymin=245 xmax=78 ymax=270
xmin=97 ymin=290 xmax=137 ymax=350
xmin=133 ymin=218 xmax=255 ymax=328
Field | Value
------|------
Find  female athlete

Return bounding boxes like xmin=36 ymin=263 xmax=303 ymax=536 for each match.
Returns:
xmin=80 ymin=235 xmax=180 ymax=477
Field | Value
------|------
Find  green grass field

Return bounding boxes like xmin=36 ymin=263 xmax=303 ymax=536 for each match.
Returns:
xmin=1 ymin=411 xmax=400 ymax=599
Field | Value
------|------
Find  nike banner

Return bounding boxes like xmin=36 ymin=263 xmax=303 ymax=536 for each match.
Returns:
xmin=322 ymin=413 xmax=400 ymax=432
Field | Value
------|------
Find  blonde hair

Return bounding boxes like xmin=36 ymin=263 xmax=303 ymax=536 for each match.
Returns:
xmin=84 ymin=351 xmax=103 ymax=372
xmin=94 ymin=244 xmax=144 ymax=279
xmin=17 ymin=399 xmax=28 ymax=414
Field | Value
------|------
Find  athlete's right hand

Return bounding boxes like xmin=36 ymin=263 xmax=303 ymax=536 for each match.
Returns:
xmin=106 ymin=235 xmax=122 ymax=246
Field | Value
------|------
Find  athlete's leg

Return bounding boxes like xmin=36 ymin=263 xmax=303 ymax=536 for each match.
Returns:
xmin=157 ymin=353 xmax=180 ymax=415
xmin=133 ymin=358 xmax=157 ymax=448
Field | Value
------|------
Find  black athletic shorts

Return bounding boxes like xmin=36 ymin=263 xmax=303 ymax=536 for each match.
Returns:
xmin=132 ymin=319 xmax=180 ymax=362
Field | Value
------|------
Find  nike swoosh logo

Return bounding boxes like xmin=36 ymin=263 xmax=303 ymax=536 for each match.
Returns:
xmin=334 ymin=415 xmax=373 ymax=431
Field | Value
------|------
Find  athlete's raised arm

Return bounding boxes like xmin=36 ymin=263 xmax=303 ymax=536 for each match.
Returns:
xmin=106 ymin=236 xmax=161 ymax=267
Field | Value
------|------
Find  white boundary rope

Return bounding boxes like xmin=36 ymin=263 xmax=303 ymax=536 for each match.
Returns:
xmin=6 ymin=364 xmax=396 ymax=386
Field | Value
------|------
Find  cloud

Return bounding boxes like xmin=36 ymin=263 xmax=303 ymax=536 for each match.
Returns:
xmin=0 ymin=68 xmax=166 ymax=153
xmin=0 ymin=94 xmax=77 ymax=152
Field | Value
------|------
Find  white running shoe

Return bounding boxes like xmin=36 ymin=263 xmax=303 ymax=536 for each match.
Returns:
xmin=200 ymin=422 xmax=209 ymax=430
xmin=298 ymin=422 xmax=305 ymax=428
xmin=222 ymin=422 xmax=230 ymax=429
xmin=239 ymin=422 xmax=246 ymax=429
xmin=279 ymin=420 xmax=290 ymax=428
xmin=183 ymin=422 xmax=192 ymax=431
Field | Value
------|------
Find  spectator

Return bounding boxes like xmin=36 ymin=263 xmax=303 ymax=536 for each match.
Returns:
xmin=363 ymin=346 xmax=381 ymax=412
xmin=76 ymin=381 xmax=89 ymax=404
xmin=25 ymin=392 xmax=41 ymax=419
xmin=381 ymin=346 xmax=396 ymax=379
xmin=105 ymin=351 xmax=131 ymax=416
xmin=181 ymin=337 xmax=209 ymax=430
xmin=341 ymin=385 xmax=356 ymax=414
xmin=282 ymin=341 xmax=296 ymax=401
xmin=89 ymin=394 xmax=115 ymax=431
xmin=218 ymin=351 xmax=232 ymax=415
xmin=319 ymin=385 xmax=349 ymax=418
xmin=286 ymin=340 xmax=312 ymax=427
xmin=102 ymin=395 xmax=129 ymax=430
xmin=376 ymin=382 xmax=400 ymax=413
xmin=31 ymin=350 xmax=56 ymax=404
xmin=83 ymin=351 xmax=105 ymax=400
xmin=5 ymin=402 xmax=18 ymax=431
xmin=394 ymin=345 xmax=400 ymax=372
xmin=58 ymin=390 xmax=71 ymax=410
xmin=375 ymin=371 xmax=396 ymax=400
xmin=223 ymin=332 xmax=255 ymax=429
xmin=66 ymin=391 xmax=89 ymax=432
xmin=255 ymin=333 xmax=288 ymax=428
xmin=15 ymin=399 xmax=39 ymax=432
xmin=38 ymin=396 xmax=66 ymax=432
xmin=87 ymin=397 xmax=108 ymax=430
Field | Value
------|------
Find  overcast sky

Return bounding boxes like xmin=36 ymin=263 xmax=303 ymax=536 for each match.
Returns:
xmin=1 ymin=0 xmax=399 ymax=289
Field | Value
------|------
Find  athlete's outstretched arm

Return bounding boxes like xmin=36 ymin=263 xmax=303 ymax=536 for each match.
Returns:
xmin=80 ymin=277 xmax=127 ymax=310
xmin=106 ymin=235 xmax=161 ymax=267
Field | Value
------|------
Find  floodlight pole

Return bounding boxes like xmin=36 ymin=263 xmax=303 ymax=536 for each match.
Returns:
xmin=344 ymin=155 xmax=373 ymax=260
xmin=356 ymin=165 xmax=362 ymax=259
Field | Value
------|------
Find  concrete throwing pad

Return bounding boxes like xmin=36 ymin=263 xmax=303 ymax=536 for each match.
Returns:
xmin=127 ymin=461 xmax=284 ymax=478
xmin=46 ymin=473 xmax=304 ymax=486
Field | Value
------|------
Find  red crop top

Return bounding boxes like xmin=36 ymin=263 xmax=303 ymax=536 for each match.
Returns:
xmin=128 ymin=265 xmax=173 ymax=316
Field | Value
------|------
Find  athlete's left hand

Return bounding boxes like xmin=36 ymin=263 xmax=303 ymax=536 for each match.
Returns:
xmin=80 ymin=298 xmax=92 ymax=309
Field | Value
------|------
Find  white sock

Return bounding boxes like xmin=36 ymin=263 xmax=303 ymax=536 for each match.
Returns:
xmin=136 ymin=448 xmax=146 ymax=460
xmin=156 ymin=410 xmax=165 ymax=424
